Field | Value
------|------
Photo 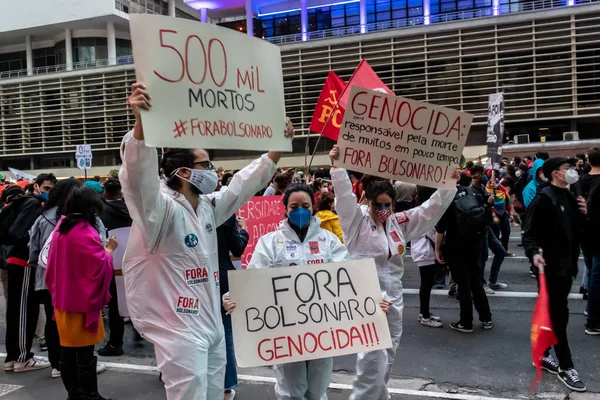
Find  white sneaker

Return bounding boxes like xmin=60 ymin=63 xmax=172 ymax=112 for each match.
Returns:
xmin=224 ymin=389 xmax=236 ymax=400
xmin=418 ymin=314 xmax=442 ymax=323
xmin=14 ymin=356 xmax=51 ymax=372
xmin=96 ymin=362 xmax=106 ymax=375
xmin=51 ymin=368 xmax=61 ymax=378
xmin=4 ymin=361 xmax=15 ymax=371
xmin=420 ymin=317 xmax=443 ymax=328
xmin=483 ymin=285 xmax=495 ymax=295
xmin=489 ymin=282 xmax=508 ymax=290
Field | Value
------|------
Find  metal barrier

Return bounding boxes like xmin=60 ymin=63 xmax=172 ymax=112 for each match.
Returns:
xmin=0 ymin=56 xmax=135 ymax=80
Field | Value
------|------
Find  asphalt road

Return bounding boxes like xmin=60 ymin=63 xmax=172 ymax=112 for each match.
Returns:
xmin=1 ymin=236 xmax=598 ymax=399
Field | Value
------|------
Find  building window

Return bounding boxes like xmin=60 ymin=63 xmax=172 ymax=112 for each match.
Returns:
xmin=331 ymin=3 xmax=360 ymax=27
xmin=0 ymin=51 xmax=27 ymax=72
xmin=116 ymin=39 xmax=132 ymax=58
xmin=33 ymin=47 xmax=56 ymax=69
xmin=260 ymin=11 xmax=302 ymax=37
xmin=308 ymin=8 xmax=332 ymax=31
xmin=73 ymin=38 xmax=108 ymax=63
xmin=431 ymin=0 xmax=491 ymax=16
xmin=367 ymin=0 xmax=422 ymax=24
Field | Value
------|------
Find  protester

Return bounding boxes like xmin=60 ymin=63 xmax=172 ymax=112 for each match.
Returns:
xmin=487 ymin=171 xmax=513 ymax=256
xmin=224 ymin=183 xmax=363 ymax=400
xmin=329 ymin=145 xmax=456 ymax=400
xmin=217 ymin=213 xmax=249 ymax=400
xmin=0 ymin=185 xmax=23 ymax=304
xmin=118 ymin=82 xmax=294 ymax=399
xmin=98 ymin=179 xmax=133 ymax=357
xmin=349 ymin=171 xmax=364 ymax=201
xmin=45 ymin=186 xmax=116 ymax=400
xmin=29 ymin=179 xmax=81 ymax=377
xmin=411 ymin=186 xmax=443 ymax=328
xmin=315 ymin=191 xmax=343 ymax=243
xmin=470 ymin=166 xmax=507 ymax=292
xmin=3 ymin=173 xmax=56 ymax=373
xmin=435 ymin=178 xmax=494 ymax=333
xmin=220 ymin=173 xmax=233 ymax=192
xmin=575 ymin=148 xmax=600 ymax=336
xmin=263 ymin=175 xmax=278 ymax=196
xmin=84 ymin=180 xmax=104 ymax=194
xmin=393 ymin=181 xmax=417 ymax=213
xmin=523 ymin=158 xmax=546 ymax=208
xmin=523 ymin=157 xmax=587 ymax=392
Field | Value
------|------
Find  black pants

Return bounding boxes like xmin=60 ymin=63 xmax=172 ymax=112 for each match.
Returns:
xmin=544 ymin=275 xmax=574 ymax=370
xmin=5 ymin=264 xmax=39 ymax=363
xmin=38 ymin=289 xmax=61 ymax=369
xmin=419 ymin=264 xmax=437 ymax=318
xmin=107 ymin=277 xmax=124 ymax=347
xmin=447 ymin=248 xmax=492 ymax=327
xmin=60 ymin=345 xmax=95 ymax=366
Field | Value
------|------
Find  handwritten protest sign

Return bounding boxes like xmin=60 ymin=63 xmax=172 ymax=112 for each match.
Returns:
xmin=335 ymin=86 xmax=473 ymax=188
xmin=129 ymin=14 xmax=289 ymax=151
xmin=485 ymin=93 xmax=504 ymax=170
xmin=228 ymin=258 xmax=391 ymax=367
xmin=237 ymin=196 xmax=285 ymax=269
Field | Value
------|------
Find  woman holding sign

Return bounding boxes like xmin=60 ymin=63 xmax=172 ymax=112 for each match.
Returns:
xmin=329 ymin=145 xmax=457 ymax=400
xmin=224 ymin=184 xmax=391 ymax=400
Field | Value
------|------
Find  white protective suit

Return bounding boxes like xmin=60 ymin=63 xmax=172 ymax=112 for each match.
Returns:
xmin=119 ymin=131 xmax=277 ymax=400
xmin=249 ymin=217 xmax=349 ymax=400
xmin=330 ymin=168 xmax=456 ymax=400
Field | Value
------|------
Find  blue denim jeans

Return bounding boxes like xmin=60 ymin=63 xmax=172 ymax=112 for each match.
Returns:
xmin=587 ymin=255 xmax=600 ymax=329
xmin=581 ymin=245 xmax=593 ymax=289
xmin=222 ymin=312 xmax=238 ymax=390
xmin=491 ymin=212 xmax=511 ymax=252
xmin=480 ymin=226 xmax=506 ymax=285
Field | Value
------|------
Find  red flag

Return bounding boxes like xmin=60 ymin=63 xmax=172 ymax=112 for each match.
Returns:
xmin=337 ymin=59 xmax=393 ymax=110
xmin=309 ymin=70 xmax=346 ymax=141
xmin=529 ymin=271 xmax=558 ymax=391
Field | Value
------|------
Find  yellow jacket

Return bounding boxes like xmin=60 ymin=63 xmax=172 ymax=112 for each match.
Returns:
xmin=315 ymin=210 xmax=344 ymax=243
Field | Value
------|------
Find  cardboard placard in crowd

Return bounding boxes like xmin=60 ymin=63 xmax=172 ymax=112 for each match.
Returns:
xmin=334 ymin=86 xmax=473 ymax=189
xmin=237 ymin=196 xmax=285 ymax=269
xmin=485 ymin=93 xmax=504 ymax=171
xmin=129 ymin=14 xmax=289 ymax=151
xmin=228 ymin=258 xmax=392 ymax=367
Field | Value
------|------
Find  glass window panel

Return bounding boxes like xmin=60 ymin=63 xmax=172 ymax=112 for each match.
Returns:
xmin=430 ymin=4 xmax=440 ymax=12
xmin=377 ymin=1 xmax=391 ymax=11
xmin=331 ymin=8 xmax=345 ymax=18
xmin=475 ymin=0 xmax=491 ymax=6
xmin=376 ymin=11 xmax=391 ymax=20
xmin=407 ymin=0 xmax=422 ymax=6
xmin=347 ymin=15 xmax=360 ymax=24
xmin=441 ymin=2 xmax=457 ymax=11
xmin=346 ymin=5 xmax=360 ymax=15
xmin=393 ymin=9 xmax=407 ymax=18
xmin=331 ymin=17 xmax=346 ymax=26
xmin=408 ymin=6 xmax=422 ymax=15
xmin=392 ymin=0 xmax=407 ymax=9
xmin=458 ymin=0 xmax=473 ymax=9
xmin=367 ymin=13 xmax=376 ymax=22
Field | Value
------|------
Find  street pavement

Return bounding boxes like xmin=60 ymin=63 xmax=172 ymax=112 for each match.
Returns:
xmin=1 ymin=236 xmax=598 ymax=400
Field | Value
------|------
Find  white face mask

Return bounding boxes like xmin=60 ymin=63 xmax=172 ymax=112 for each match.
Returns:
xmin=565 ymin=168 xmax=579 ymax=185
xmin=174 ymin=168 xmax=219 ymax=195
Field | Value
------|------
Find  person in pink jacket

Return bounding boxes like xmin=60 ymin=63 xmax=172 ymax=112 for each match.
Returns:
xmin=46 ymin=186 xmax=117 ymax=400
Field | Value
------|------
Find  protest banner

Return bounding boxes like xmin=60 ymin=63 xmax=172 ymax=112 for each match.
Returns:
xmin=485 ymin=93 xmax=505 ymax=170
xmin=129 ymin=14 xmax=289 ymax=151
xmin=228 ymin=258 xmax=392 ymax=368
xmin=334 ymin=86 xmax=473 ymax=189
xmin=237 ymin=196 xmax=285 ymax=269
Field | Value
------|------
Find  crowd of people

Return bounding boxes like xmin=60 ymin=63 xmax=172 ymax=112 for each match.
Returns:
xmin=0 ymin=82 xmax=598 ymax=400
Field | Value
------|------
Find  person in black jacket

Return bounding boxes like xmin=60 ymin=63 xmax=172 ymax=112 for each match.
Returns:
xmin=524 ymin=157 xmax=588 ymax=392
xmin=4 ymin=173 xmax=56 ymax=373
xmin=98 ymin=179 xmax=133 ymax=357
xmin=217 ymin=213 xmax=249 ymax=400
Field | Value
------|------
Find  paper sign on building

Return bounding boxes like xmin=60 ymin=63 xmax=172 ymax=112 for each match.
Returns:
xmin=129 ymin=14 xmax=290 ymax=151
xmin=228 ymin=258 xmax=392 ymax=368
xmin=236 ymin=196 xmax=286 ymax=269
xmin=335 ymin=86 xmax=473 ymax=189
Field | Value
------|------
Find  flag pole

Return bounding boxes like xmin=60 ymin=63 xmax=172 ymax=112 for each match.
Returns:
xmin=307 ymin=59 xmax=366 ymax=170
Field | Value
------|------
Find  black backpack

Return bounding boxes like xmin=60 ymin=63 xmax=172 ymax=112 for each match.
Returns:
xmin=514 ymin=173 xmax=532 ymax=206
xmin=0 ymin=196 xmax=25 ymax=245
xmin=452 ymin=187 xmax=486 ymax=236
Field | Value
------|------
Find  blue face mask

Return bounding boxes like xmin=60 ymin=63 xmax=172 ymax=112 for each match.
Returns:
xmin=288 ymin=208 xmax=312 ymax=229
xmin=39 ymin=192 xmax=49 ymax=201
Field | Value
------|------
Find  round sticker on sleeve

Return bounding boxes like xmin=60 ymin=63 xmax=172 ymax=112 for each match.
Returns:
xmin=397 ymin=245 xmax=405 ymax=255
xmin=185 ymin=233 xmax=199 ymax=248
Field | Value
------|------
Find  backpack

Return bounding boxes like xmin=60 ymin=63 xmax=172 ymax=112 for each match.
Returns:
xmin=0 ymin=199 xmax=22 ymax=245
xmin=452 ymin=187 xmax=486 ymax=236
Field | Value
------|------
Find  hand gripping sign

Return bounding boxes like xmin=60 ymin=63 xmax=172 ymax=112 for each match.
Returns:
xmin=228 ymin=258 xmax=392 ymax=367
xmin=129 ymin=14 xmax=290 ymax=152
xmin=335 ymin=86 xmax=473 ymax=189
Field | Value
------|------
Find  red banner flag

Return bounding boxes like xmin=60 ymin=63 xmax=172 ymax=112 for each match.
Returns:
xmin=309 ymin=70 xmax=346 ymax=141
xmin=337 ymin=59 xmax=394 ymax=111
xmin=529 ymin=271 xmax=558 ymax=391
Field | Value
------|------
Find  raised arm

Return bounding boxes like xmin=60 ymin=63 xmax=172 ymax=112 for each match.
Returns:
xmin=118 ymin=83 xmax=167 ymax=250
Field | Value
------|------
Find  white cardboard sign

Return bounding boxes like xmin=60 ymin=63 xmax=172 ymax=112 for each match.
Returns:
xmin=129 ymin=14 xmax=290 ymax=151
xmin=228 ymin=258 xmax=392 ymax=368
xmin=335 ymin=86 xmax=473 ymax=188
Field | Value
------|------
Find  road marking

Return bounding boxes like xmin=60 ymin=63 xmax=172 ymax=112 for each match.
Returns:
xmin=0 ymin=384 xmax=22 ymax=397
xmin=403 ymin=289 xmax=584 ymax=299
xmin=0 ymin=354 xmax=522 ymax=400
